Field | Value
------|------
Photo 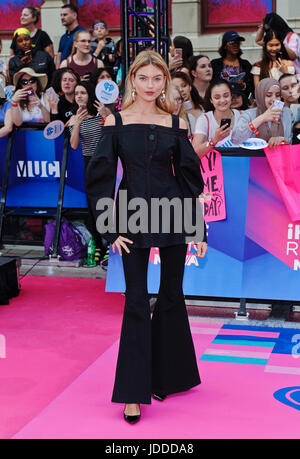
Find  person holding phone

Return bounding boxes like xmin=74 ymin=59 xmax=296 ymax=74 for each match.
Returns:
xmin=60 ymin=29 xmax=103 ymax=81
xmin=168 ymin=35 xmax=193 ymax=73
xmin=232 ymin=78 xmax=293 ymax=149
xmin=192 ymin=79 xmax=242 ymax=158
xmin=10 ymin=67 xmax=50 ymax=125
xmin=251 ymin=30 xmax=295 ymax=88
xmin=68 ymin=81 xmax=108 ymax=263
xmin=10 ymin=7 xmax=54 ymax=59
xmin=256 ymin=12 xmax=300 ymax=75
xmin=8 ymin=28 xmax=55 ymax=86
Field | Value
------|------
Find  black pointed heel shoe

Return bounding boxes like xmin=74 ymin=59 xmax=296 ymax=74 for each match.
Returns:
xmin=123 ymin=405 xmax=141 ymax=424
xmin=152 ymin=393 xmax=167 ymax=401
xmin=123 ymin=412 xmax=141 ymax=424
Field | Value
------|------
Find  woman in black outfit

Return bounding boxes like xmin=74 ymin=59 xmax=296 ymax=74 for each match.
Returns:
xmin=211 ymin=30 xmax=254 ymax=98
xmin=9 ymin=28 xmax=55 ymax=86
xmin=86 ymin=50 xmax=207 ymax=423
xmin=10 ymin=6 xmax=54 ymax=58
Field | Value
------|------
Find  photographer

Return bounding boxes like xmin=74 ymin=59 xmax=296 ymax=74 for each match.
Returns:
xmin=8 ymin=28 xmax=55 ymax=86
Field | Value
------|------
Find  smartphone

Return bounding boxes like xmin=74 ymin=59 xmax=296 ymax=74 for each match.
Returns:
xmin=27 ymin=88 xmax=34 ymax=97
xmin=79 ymin=104 xmax=86 ymax=109
xmin=46 ymin=87 xmax=56 ymax=97
xmin=272 ymin=100 xmax=284 ymax=110
xmin=220 ymin=118 xmax=231 ymax=128
xmin=24 ymin=49 xmax=32 ymax=56
xmin=276 ymin=51 xmax=283 ymax=60
xmin=174 ymin=48 xmax=182 ymax=58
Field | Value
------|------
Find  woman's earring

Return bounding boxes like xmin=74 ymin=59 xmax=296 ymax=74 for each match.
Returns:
xmin=160 ymin=88 xmax=166 ymax=103
xmin=132 ymin=88 xmax=136 ymax=101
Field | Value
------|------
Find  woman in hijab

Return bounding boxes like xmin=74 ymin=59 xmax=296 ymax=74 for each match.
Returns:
xmin=231 ymin=77 xmax=294 ymax=148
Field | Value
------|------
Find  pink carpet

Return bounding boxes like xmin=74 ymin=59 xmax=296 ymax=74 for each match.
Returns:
xmin=1 ymin=276 xmax=300 ymax=439
xmin=0 ymin=276 xmax=123 ymax=439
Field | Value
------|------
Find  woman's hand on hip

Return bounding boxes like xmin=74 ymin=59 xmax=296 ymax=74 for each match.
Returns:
xmin=112 ymin=236 xmax=134 ymax=256
xmin=196 ymin=241 xmax=207 ymax=258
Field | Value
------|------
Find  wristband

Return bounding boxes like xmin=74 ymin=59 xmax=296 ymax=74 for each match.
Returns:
xmin=99 ymin=115 xmax=109 ymax=125
xmin=208 ymin=138 xmax=216 ymax=147
xmin=249 ymin=121 xmax=259 ymax=136
xmin=11 ymin=101 xmax=18 ymax=107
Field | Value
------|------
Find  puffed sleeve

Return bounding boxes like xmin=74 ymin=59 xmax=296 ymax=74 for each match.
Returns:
xmin=85 ymin=127 xmax=118 ymax=244
xmin=173 ymin=132 xmax=207 ymax=242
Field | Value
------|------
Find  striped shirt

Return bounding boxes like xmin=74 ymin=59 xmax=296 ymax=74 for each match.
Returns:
xmin=69 ymin=114 xmax=103 ymax=156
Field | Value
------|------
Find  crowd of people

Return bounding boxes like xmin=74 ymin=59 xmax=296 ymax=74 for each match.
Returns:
xmin=1 ymin=6 xmax=299 ymax=143
xmin=1 ymin=5 xmax=300 ymax=263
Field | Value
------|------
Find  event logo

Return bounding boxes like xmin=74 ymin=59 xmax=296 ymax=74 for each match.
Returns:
xmin=273 ymin=386 xmax=300 ymax=411
xmin=16 ymin=161 xmax=67 ymax=179
xmin=0 ymin=334 xmax=6 ymax=359
xmin=150 ymin=243 xmax=201 ymax=266
xmin=287 ymin=223 xmax=300 ymax=271
xmin=291 ymin=334 xmax=300 ymax=358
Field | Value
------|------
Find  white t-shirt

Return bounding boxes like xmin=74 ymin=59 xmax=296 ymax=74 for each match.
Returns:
xmin=194 ymin=109 xmax=242 ymax=148
xmin=251 ymin=64 xmax=295 ymax=80
xmin=22 ymin=93 xmax=48 ymax=122
xmin=284 ymin=32 xmax=300 ymax=75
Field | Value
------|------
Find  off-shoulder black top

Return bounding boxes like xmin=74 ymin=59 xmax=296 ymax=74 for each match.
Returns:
xmin=85 ymin=112 xmax=206 ymax=247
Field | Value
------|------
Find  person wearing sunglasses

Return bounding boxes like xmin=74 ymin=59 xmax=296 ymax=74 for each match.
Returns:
xmin=211 ymin=30 xmax=254 ymax=99
xmin=8 ymin=28 xmax=55 ymax=86
xmin=10 ymin=67 xmax=50 ymax=125
xmin=60 ymin=29 xmax=103 ymax=81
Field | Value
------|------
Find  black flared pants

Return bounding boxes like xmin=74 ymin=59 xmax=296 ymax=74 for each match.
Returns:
xmin=111 ymin=244 xmax=201 ymax=404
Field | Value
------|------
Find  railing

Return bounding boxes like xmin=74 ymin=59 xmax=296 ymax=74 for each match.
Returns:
xmin=0 ymin=123 xmax=87 ymax=257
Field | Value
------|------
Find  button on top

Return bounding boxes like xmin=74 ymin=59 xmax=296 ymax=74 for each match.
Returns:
xmin=149 ymin=124 xmax=156 ymax=130
xmin=149 ymin=134 xmax=155 ymax=141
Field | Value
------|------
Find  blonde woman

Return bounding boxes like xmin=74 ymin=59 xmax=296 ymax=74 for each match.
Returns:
xmin=86 ymin=50 xmax=207 ymax=424
xmin=60 ymin=29 xmax=103 ymax=80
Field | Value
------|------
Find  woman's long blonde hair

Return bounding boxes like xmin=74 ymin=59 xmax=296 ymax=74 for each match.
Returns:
xmin=122 ymin=49 xmax=174 ymax=114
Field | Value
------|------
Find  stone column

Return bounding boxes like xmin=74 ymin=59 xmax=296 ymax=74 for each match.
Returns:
xmin=41 ymin=0 xmax=65 ymax=54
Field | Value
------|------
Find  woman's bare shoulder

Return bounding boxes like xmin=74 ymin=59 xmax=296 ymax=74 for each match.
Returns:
xmin=104 ymin=114 xmax=116 ymax=126
xmin=179 ymin=117 xmax=188 ymax=129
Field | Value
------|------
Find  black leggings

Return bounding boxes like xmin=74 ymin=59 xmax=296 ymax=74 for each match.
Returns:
xmin=111 ymin=244 xmax=201 ymax=404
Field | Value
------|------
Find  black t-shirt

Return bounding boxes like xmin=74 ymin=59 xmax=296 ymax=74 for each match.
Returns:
xmin=11 ymin=29 xmax=53 ymax=55
xmin=50 ymin=95 xmax=73 ymax=125
xmin=9 ymin=49 xmax=55 ymax=86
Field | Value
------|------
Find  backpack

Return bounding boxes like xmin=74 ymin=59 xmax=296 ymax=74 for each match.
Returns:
xmin=44 ymin=219 xmax=87 ymax=261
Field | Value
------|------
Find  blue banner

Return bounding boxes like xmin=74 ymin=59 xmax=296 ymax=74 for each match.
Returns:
xmin=105 ymin=154 xmax=300 ymax=302
xmin=0 ymin=129 xmax=87 ymax=209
